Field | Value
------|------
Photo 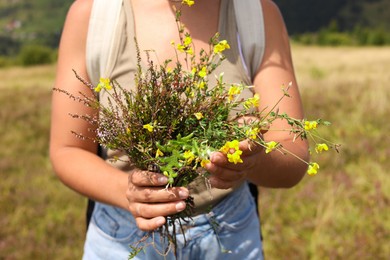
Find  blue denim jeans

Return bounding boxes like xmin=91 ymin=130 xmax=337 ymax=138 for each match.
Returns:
xmin=83 ymin=183 xmax=263 ymax=259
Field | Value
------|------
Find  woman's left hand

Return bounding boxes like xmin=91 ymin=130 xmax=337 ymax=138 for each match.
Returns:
xmin=205 ymin=139 xmax=263 ymax=189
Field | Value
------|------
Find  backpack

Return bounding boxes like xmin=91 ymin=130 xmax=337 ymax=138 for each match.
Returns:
xmin=85 ymin=0 xmax=265 ymax=228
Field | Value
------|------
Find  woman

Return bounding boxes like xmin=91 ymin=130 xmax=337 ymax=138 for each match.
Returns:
xmin=50 ymin=0 xmax=309 ymax=259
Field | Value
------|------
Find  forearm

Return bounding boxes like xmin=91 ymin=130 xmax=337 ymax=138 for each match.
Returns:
xmin=50 ymin=147 xmax=129 ymax=210
xmin=247 ymin=138 xmax=309 ymax=188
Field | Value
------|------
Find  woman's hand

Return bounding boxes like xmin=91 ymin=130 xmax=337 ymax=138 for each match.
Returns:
xmin=126 ymin=169 xmax=189 ymax=231
xmin=205 ymin=139 xmax=263 ymax=189
xmin=205 ymin=116 xmax=266 ymax=189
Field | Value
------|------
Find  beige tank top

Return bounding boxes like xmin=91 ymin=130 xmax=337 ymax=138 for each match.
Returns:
xmin=99 ymin=0 xmax=257 ymax=214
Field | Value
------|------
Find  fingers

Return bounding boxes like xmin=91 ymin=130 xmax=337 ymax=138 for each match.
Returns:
xmin=128 ymin=192 xmax=187 ymax=231
xmin=135 ymin=216 xmax=166 ymax=231
xmin=130 ymin=200 xmax=187 ymax=219
xmin=204 ymin=140 xmax=262 ymax=189
xmin=129 ymin=169 xmax=168 ymax=187
xmin=130 ymin=200 xmax=187 ymax=231
xmin=205 ymin=153 xmax=247 ymax=190
xmin=207 ymin=161 xmax=247 ymax=189
xmin=128 ymin=169 xmax=189 ymax=201
xmin=208 ymin=146 xmax=259 ymax=171
xmin=128 ymin=185 xmax=189 ymax=203
xmin=127 ymin=169 xmax=189 ymax=231
xmin=206 ymin=153 xmax=233 ymax=175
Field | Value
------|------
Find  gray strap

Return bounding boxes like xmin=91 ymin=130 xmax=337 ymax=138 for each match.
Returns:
xmin=233 ymin=0 xmax=265 ymax=79
xmin=86 ymin=0 xmax=123 ymax=86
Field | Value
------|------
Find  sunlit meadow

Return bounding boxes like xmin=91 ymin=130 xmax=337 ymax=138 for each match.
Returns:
xmin=0 ymin=46 xmax=389 ymax=259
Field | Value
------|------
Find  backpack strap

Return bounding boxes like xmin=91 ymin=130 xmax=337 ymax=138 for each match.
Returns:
xmin=85 ymin=0 xmax=124 ymax=227
xmin=86 ymin=0 xmax=124 ymax=86
xmin=233 ymin=0 xmax=265 ymax=80
xmin=86 ymin=0 xmax=264 ymax=83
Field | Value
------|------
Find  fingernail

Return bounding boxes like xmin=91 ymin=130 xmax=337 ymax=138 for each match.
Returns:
xmin=209 ymin=152 xmax=216 ymax=163
xmin=158 ymin=176 xmax=168 ymax=184
xmin=176 ymin=201 xmax=186 ymax=211
xmin=179 ymin=189 xmax=189 ymax=199
xmin=156 ymin=217 xmax=165 ymax=226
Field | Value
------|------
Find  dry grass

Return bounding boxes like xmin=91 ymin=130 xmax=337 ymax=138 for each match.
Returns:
xmin=293 ymin=46 xmax=390 ymax=115
xmin=0 ymin=65 xmax=86 ymax=259
xmin=259 ymin=46 xmax=390 ymax=259
xmin=0 ymin=47 xmax=389 ymax=259
xmin=0 ymin=65 xmax=56 ymax=90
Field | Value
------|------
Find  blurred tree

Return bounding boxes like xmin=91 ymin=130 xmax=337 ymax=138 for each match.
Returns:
xmin=274 ymin=0 xmax=390 ymax=34
xmin=0 ymin=35 xmax=20 ymax=56
xmin=273 ymin=0 xmax=347 ymax=34
xmin=0 ymin=0 xmax=389 ymax=53
xmin=338 ymin=0 xmax=390 ymax=31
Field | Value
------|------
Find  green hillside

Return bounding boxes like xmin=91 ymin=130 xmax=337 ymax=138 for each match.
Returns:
xmin=0 ymin=0 xmax=72 ymax=53
xmin=0 ymin=0 xmax=389 ymax=57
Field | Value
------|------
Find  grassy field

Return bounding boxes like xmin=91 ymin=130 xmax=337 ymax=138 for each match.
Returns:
xmin=0 ymin=46 xmax=389 ymax=259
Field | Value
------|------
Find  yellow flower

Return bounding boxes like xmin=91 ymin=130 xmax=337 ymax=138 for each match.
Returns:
xmin=219 ymin=145 xmax=229 ymax=154
xmin=219 ymin=140 xmax=240 ymax=154
xmin=126 ymin=128 xmax=131 ymax=135
xmin=182 ymin=0 xmax=195 ymax=7
xmin=186 ymin=47 xmax=194 ymax=55
xmin=265 ymin=141 xmax=278 ymax=154
xmin=307 ymin=162 xmax=320 ymax=175
xmin=176 ymin=36 xmax=194 ymax=54
xmin=191 ymin=67 xmax=197 ymax=76
xmin=200 ymin=158 xmax=210 ymax=167
xmin=213 ymin=40 xmax=230 ymax=54
xmin=315 ymin=143 xmax=329 ymax=153
xmin=196 ymin=80 xmax=205 ymax=89
xmin=155 ymin=148 xmax=164 ymax=158
xmin=228 ymin=85 xmax=242 ymax=102
xmin=143 ymin=124 xmax=154 ymax=132
xmin=227 ymin=150 xmax=243 ymax=164
xmin=177 ymin=43 xmax=186 ymax=52
xmin=94 ymin=78 xmax=112 ymax=92
xmin=244 ymin=93 xmax=260 ymax=109
xmin=198 ymin=66 xmax=207 ymax=78
xmin=246 ymin=127 xmax=259 ymax=140
xmin=304 ymin=120 xmax=318 ymax=131
xmin=194 ymin=112 xmax=203 ymax=120
xmin=183 ymin=150 xmax=195 ymax=164
xmin=219 ymin=140 xmax=243 ymax=164
xmin=184 ymin=36 xmax=192 ymax=46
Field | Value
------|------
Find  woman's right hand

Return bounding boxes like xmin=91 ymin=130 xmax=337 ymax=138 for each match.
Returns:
xmin=126 ymin=169 xmax=189 ymax=231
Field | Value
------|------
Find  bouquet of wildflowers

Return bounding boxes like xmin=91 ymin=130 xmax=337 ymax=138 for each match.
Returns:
xmin=54 ymin=0 xmax=339 ymax=257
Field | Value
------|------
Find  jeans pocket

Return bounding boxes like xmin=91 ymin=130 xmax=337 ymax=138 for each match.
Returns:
xmin=213 ymin=185 xmax=258 ymax=233
xmin=92 ymin=203 xmax=145 ymax=242
xmin=218 ymin=205 xmax=257 ymax=233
